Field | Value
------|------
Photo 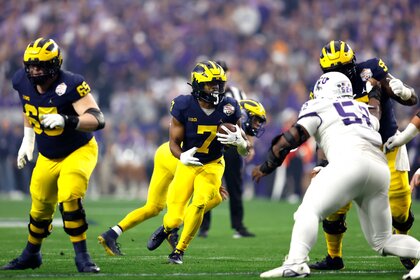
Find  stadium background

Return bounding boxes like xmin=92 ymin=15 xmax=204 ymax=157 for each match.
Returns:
xmin=0 ymin=0 xmax=419 ymax=200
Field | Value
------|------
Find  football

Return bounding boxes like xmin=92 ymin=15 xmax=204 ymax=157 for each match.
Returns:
xmin=217 ymin=123 xmax=237 ymax=135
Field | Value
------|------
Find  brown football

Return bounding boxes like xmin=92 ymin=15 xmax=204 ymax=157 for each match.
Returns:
xmin=217 ymin=123 xmax=237 ymax=134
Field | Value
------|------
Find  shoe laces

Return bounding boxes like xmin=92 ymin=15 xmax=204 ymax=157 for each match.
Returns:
xmin=114 ymin=242 xmax=122 ymax=253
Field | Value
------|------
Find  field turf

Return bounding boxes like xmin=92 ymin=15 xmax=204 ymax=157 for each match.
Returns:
xmin=0 ymin=197 xmax=419 ymax=280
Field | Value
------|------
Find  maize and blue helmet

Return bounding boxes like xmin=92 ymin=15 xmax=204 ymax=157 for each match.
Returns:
xmin=23 ymin=37 xmax=62 ymax=85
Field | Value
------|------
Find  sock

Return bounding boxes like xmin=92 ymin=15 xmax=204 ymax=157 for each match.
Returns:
xmin=325 ymin=233 xmax=343 ymax=258
xmin=112 ymin=225 xmax=123 ymax=237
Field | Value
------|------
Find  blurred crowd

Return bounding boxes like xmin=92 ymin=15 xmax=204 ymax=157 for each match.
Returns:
xmin=0 ymin=0 xmax=419 ymax=200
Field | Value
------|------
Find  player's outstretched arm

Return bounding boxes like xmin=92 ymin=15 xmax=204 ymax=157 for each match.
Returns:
xmin=382 ymin=74 xmax=418 ymax=106
xmin=384 ymin=112 xmax=420 ymax=152
xmin=252 ymin=124 xmax=310 ymax=183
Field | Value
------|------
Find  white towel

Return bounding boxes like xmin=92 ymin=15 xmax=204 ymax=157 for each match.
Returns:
xmin=396 ymin=144 xmax=410 ymax=171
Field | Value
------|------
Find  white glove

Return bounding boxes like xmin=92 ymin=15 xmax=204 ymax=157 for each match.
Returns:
xmin=216 ymin=124 xmax=247 ymax=149
xmin=40 ymin=114 xmax=65 ymax=129
xmin=384 ymin=134 xmax=398 ymax=153
xmin=17 ymin=127 xmax=35 ymax=169
xmin=384 ymin=123 xmax=419 ymax=153
xmin=389 ymin=78 xmax=411 ymax=101
xmin=180 ymin=147 xmax=203 ymax=166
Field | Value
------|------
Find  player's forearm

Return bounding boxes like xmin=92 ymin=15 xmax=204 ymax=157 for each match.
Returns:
xmin=76 ymin=112 xmax=103 ymax=131
xmin=394 ymin=123 xmax=419 ymax=146
xmin=169 ymin=141 xmax=183 ymax=159
xmin=236 ymin=137 xmax=250 ymax=156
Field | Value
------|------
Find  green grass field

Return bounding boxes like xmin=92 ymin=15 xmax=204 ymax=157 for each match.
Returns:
xmin=0 ymin=197 xmax=419 ymax=280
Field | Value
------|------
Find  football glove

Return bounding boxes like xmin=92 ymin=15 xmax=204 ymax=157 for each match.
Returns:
xmin=389 ymin=78 xmax=411 ymax=101
xmin=384 ymin=123 xmax=418 ymax=153
xmin=40 ymin=114 xmax=65 ymax=129
xmin=17 ymin=127 xmax=35 ymax=169
xmin=216 ymin=124 xmax=247 ymax=149
xmin=180 ymin=147 xmax=203 ymax=166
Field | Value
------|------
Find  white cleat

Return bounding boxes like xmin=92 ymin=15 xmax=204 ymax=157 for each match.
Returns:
xmin=403 ymin=262 xmax=420 ymax=280
xmin=260 ymin=262 xmax=310 ymax=278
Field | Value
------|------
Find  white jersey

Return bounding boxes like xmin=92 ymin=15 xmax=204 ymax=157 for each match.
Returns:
xmin=296 ymin=98 xmax=384 ymax=164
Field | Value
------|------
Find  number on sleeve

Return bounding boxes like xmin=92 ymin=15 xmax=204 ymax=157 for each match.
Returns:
xmin=378 ymin=59 xmax=388 ymax=73
xmin=76 ymin=81 xmax=91 ymax=97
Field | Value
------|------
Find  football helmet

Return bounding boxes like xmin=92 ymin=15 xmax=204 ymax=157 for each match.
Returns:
xmin=191 ymin=60 xmax=227 ymax=105
xmin=215 ymin=60 xmax=229 ymax=72
xmin=319 ymin=40 xmax=357 ymax=81
xmin=239 ymin=99 xmax=267 ymax=137
xmin=312 ymin=72 xmax=354 ymax=100
xmin=23 ymin=37 xmax=63 ymax=85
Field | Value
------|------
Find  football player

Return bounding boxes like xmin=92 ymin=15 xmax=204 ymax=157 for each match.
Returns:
xmin=199 ymin=62 xmax=267 ymax=239
xmin=309 ymin=40 xmax=418 ymax=271
xmin=147 ymin=60 xmax=250 ymax=264
xmin=98 ymin=141 xmax=228 ymax=256
xmin=253 ymin=71 xmax=420 ymax=279
xmin=1 ymin=38 xmax=105 ymax=273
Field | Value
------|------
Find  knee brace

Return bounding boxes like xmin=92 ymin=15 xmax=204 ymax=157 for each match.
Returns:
xmin=28 ymin=215 xmax=52 ymax=239
xmin=393 ymin=209 xmax=414 ymax=232
xmin=59 ymin=199 xmax=88 ymax=236
xmin=322 ymin=214 xmax=347 ymax=234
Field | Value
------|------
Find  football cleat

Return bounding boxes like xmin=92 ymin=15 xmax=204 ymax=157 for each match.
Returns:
xmin=403 ymin=260 xmax=420 ymax=280
xmin=166 ymin=228 xmax=179 ymax=251
xmin=401 ymin=257 xmax=417 ymax=270
xmin=233 ymin=228 xmax=256 ymax=238
xmin=260 ymin=260 xmax=310 ymax=278
xmin=75 ymin=252 xmax=100 ymax=273
xmin=168 ymin=249 xmax=184 ymax=264
xmin=198 ymin=230 xmax=208 ymax=238
xmin=308 ymin=255 xmax=344 ymax=270
xmin=98 ymin=231 xmax=123 ymax=256
xmin=1 ymin=252 xmax=42 ymax=270
xmin=147 ymin=226 xmax=178 ymax=251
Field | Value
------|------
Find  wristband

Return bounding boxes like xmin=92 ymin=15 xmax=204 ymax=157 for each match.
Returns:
xmin=60 ymin=114 xmax=79 ymax=129
xmin=259 ymin=161 xmax=277 ymax=175
xmin=317 ymin=159 xmax=329 ymax=167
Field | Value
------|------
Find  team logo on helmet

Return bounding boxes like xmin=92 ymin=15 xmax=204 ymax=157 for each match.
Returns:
xmin=313 ymin=72 xmax=354 ymax=100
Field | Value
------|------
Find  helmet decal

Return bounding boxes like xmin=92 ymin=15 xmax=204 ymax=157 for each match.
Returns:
xmin=312 ymin=72 xmax=354 ymax=100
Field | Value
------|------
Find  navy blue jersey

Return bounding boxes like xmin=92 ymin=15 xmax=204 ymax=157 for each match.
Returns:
xmin=353 ymin=58 xmax=398 ymax=143
xmin=170 ymin=95 xmax=241 ymax=164
xmin=13 ymin=69 xmax=93 ymax=159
